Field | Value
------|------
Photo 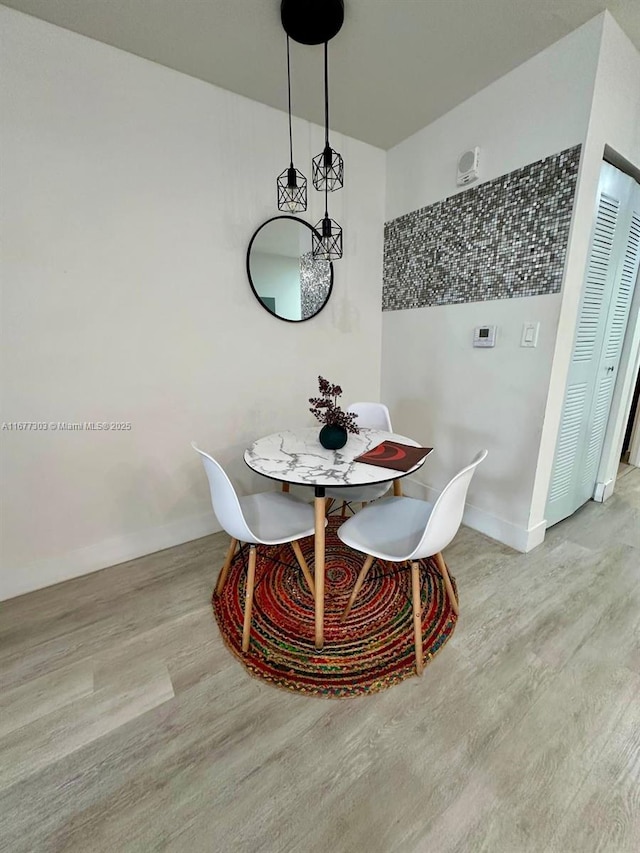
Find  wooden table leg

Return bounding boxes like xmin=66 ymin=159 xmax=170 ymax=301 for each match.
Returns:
xmin=314 ymin=488 xmax=326 ymax=650
xmin=411 ymin=561 xmax=424 ymax=676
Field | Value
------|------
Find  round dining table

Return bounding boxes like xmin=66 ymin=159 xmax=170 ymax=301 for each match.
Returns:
xmin=244 ymin=427 xmax=430 ymax=649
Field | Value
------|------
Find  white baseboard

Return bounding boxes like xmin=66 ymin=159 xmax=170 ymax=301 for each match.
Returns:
xmin=520 ymin=519 xmax=547 ymax=552
xmin=0 ymin=512 xmax=221 ymax=601
xmin=402 ymin=477 xmax=545 ymax=553
xmin=593 ymin=478 xmax=615 ymax=503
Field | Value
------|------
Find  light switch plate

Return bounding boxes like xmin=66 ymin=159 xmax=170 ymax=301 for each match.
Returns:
xmin=521 ymin=322 xmax=539 ymax=347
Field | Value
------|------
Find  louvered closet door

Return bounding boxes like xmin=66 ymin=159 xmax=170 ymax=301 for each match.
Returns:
xmin=546 ymin=163 xmax=640 ymax=527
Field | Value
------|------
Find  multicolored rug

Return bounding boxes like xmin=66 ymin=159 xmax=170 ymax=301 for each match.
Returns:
xmin=212 ymin=517 xmax=457 ymax=698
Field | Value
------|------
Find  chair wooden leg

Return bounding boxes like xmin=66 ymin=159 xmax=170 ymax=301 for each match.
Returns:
xmin=281 ymin=482 xmax=290 ymax=493
xmin=242 ymin=545 xmax=257 ymax=653
xmin=215 ymin=537 xmax=238 ymax=596
xmin=361 ymin=501 xmax=368 ymax=509
xmin=411 ymin=561 xmax=424 ymax=676
xmin=325 ymin=498 xmax=335 ymax=513
xmin=340 ymin=501 xmax=347 ymax=517
xmin=340 ymin=554 xmax=375 ymax=622
xmin=393 ymin=480 xmax=403 ymax=497
xmin=290 ymin=540 xmax=315 ymax=597
xmin=434 ymin=551 xmax=459 ymax=615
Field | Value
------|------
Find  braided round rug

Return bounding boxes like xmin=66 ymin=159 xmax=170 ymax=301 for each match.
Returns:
xmin=212 ymin=516 xmax=457 ymax=698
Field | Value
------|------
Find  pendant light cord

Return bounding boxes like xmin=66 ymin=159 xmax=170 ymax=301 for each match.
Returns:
xmin=324 ymin=41 xmax=329 ymax=217
xmin=324 ymin=41 xmax=330 ymax=148
xmin=287 ymin=35 xmax=294 ymax=167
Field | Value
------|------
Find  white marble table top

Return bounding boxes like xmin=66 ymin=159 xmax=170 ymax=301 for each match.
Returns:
xmin=244 ymin=427 xmax=427 ymax=489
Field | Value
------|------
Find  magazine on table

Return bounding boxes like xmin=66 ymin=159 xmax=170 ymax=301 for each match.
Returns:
xmin=354 ymin=441 xmax=433 ymax=472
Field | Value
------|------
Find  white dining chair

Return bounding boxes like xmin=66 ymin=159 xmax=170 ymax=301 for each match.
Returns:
xmin=337 ymin=450 xmax=487 ymax=675
xmin=192 ymin=442 xmax=321 ymax=653
xmin=325 ymin=402 xmax=395 ymax=514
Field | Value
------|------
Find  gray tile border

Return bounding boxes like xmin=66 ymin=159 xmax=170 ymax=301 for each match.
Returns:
xmin=382 ymin=145 xmax=581 ymax=311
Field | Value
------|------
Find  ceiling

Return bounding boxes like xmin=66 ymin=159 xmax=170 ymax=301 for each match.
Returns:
xmin=3 ymin=0 xmax=640 ymax=149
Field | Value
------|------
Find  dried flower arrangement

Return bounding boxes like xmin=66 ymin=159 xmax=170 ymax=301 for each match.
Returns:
xmin=309 ymin=376 xmax=360 ymax=434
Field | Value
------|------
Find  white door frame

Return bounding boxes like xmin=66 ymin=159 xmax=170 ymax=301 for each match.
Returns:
xmin=629 ymin=387 xmax=640 ymax=467
xmin=594 ymin=263 xmax=640 ymax=499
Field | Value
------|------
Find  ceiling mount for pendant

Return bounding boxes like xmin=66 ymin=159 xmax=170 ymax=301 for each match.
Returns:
xmin=280 ymin=0 xmax=344 ymax=45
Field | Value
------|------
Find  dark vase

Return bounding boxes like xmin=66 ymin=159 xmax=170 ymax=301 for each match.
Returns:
xmin=319 ymin=423 xmax=348 ymax=450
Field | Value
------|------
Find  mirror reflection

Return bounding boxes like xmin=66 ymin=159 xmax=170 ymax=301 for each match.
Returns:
xmin=247 ymin=216 xmax=333 ymax=322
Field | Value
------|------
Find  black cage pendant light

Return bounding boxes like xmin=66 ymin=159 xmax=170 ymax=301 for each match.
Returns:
xmin=277 ymin=36 xmax=307 ymax=212
xmin=311 ymin=41 xmax=344 ymax=192
xmin=312 ymin=182 xmax=343 ymax=261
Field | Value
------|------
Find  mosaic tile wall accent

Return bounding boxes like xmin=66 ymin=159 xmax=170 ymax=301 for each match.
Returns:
xmin=383 ymin=145 xmax=581 ymax=311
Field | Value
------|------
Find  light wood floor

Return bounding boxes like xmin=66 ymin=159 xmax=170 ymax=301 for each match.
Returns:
xmin=1 ymin=470 xmax=639 ymax=853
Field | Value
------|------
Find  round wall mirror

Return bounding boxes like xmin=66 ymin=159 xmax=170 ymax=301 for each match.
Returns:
xmin=246 ymin=216 xmax=333 ymax=322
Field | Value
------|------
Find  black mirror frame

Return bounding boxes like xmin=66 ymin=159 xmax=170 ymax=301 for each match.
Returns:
xmin=246 ymin=215 xmax=334 ymax=323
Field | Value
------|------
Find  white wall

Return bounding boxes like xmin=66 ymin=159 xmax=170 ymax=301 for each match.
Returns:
xmin=382 ymin=16 xmax=604 ymax=551
xmin=382 ymin=295 xmax=562 ymax=549
xmin=529 ymin=12 xmax=640 ymax=522
xmin=0 ymin=7 xmax=386 ymax=599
